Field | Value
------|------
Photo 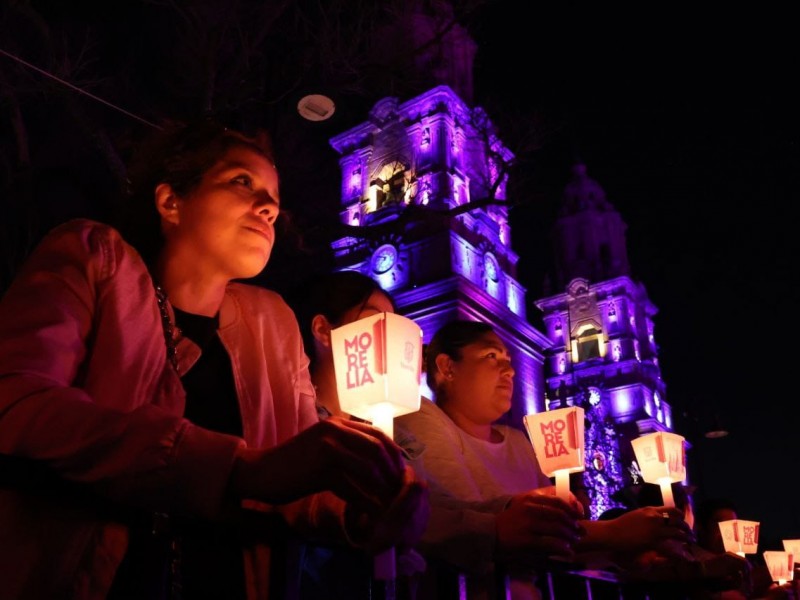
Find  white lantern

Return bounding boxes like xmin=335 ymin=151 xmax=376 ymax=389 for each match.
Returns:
xmin=330 ymin=311 xmax=423 ymax=581
xmin=630 ymin=431 xmax=686 ymax=507
xmin=763 ymin=551 xmax=794 ymax=585
xmin=331 ymin=312 xmax=422 ymax=439
xmin=718 ymin=519 xmax=760 ymax=556
xmin=523 ymin=406 xmax=585 ymax=501
xmin=783 ymin=540 xmax=800 ymax=578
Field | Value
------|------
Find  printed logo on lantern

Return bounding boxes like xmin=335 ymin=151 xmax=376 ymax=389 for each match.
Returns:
xmin=743 ymin=526 xmax=758 ymax=546
xmin=344 ymin=332 xmax=375 ymax=388
xmin=668 ymin=451 xmax=682 ymax=472
xmin=540 ymin=418 xmax=570 ymax=457
xmin=401 ymin=341 xmax=416 ymax=372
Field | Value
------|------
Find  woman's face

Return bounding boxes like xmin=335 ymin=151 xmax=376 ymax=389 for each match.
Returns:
xmin=165 ymin=145 xmax=280 ymax=280
xmin=446 ymin=331 xmax=515 ymax=425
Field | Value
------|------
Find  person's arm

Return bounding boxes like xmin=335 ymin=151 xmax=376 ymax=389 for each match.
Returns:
xmin=0 ymin=220 xmax=243 ymax=519
xmin=0 ymin=221 xmax=422 ymax=543
xmin=576 ymin=505 xmax=694 ymax=554
xmin=396 ymin=407 xmax=581 ymax=573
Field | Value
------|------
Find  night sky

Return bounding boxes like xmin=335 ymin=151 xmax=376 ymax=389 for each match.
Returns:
xmin=2 ymin=0 xmax=798 ymax=552
xmin=471 ymin=3 xmax=799 ymax=549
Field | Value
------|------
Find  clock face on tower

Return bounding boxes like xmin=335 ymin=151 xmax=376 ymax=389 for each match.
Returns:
xmin=371 ymin=244 xmax=398 ymax=274
xmin=484 ymin=252 xmax=499 ymax=282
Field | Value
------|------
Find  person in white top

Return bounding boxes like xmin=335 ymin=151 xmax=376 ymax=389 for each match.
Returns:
xmin=396 ymin=319 xmax=694 ymax=600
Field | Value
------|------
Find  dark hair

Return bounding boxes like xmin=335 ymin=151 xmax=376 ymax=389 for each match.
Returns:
xmin=694 ymin=497 xmax=738 ymax=528
xmin=294 ymin=270 xmax=396 ymax=370
xmin=425 ymin=319 xmax=494 ymax=391
xmin=598 ymin=507 xmax=630 ymax=521
xmin=115 ymin=117 xmax=275 ymax=267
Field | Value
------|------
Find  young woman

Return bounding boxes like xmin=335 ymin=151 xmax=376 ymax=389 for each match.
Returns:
xmin=295 ymin=269 xmax=397 ymax=420
xmin=0 ymin=119 xmax=427 ymax=599
xmin=292 ymin=269 xmax=427 ymax=599
xmin=396 ymin=319 xmax=694 ymax=599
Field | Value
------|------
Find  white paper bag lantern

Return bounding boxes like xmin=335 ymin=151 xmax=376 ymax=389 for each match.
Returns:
xmin=763 ymin=551 xmax=794 ymax=585
xmin=783 ymin=539 xmax=800 ymax=557
xmin=331 ymin=312 xmax=422 ymax=439
xmin=783 ymin=540 xmax=800 ymax=578
xmin=330 ymin=311 xmax=422 ymax=582
xmin=523 ymin=406 xmax=585 ymax=500
xmin=718 ymin=519 xmax=760 ymax=556
xmin=630 ymin=431 xmax=686 ymax=507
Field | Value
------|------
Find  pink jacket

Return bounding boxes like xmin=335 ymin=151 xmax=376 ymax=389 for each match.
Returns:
xmin=0 ymin=219 xmax=344 ymax=599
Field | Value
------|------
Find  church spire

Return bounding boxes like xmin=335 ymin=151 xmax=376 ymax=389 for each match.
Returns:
xmin=550 ymin=162 xmax=631 ymax=289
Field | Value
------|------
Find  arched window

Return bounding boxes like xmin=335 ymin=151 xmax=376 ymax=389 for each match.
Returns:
xmin=571 ymin=323 xmax=605 ymax=363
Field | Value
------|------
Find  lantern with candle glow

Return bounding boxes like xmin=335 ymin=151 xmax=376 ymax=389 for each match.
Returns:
xmin=783 ymin=540 xmax=800 ymax=578
xmin=718 ymin=519 xmax=760 ymax=557
xmin=523 ymin=406 xmax=585 ymax=501
xmin=763 ymin=551 xmax=794 ymax=585
xmin=330 ymin=311 xmax=423 ymax=580
xmin=331 ymin=311 xmax=422 ymax=437
xmin=783 ymin=539 xmax=800 ymax=558
xmin=630 ymin=431 xmax=686 ymax=507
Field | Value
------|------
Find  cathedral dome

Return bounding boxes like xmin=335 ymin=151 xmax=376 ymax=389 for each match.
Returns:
xmin=560 ymin=163 xmax=611 ymax=215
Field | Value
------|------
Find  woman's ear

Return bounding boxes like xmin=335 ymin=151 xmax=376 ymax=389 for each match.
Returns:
xmin=434 ymin=354 xmax=454 ymax=381
xmin=310 ymin=314 xmax=333 ymax=348
xmin=155 ymin=183 xmax=180 ymax=226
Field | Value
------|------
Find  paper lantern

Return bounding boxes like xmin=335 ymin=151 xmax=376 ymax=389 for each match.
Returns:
xmin=783 ymin=540 xmax=800 ymax=578
xmin=523 ymin=406 xmax=585 ymax=500
xmin=330 ymin=311 xmax=423 ymax=581
xmin=630 ymin=431 xmax=686 ymax=507
xmin=331 ymin=312 xmax=422 ymax=439
xmin=763 ymin=551 xmax=794 ymax=585
xmin=718 ymin=519 xmax=760 ymax=556
xmin=783 ymin=539 xmax=800 ymax=557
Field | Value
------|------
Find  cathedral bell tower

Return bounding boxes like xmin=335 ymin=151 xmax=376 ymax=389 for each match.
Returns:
xmin=534 ymin=163 xmax=674 ymax=517
xmin=328 ymin=86 xmax=550 ymax=423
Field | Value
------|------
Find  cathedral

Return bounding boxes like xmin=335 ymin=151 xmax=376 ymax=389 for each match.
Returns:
xmin=322 ymin=7 xmax=678 ymax=519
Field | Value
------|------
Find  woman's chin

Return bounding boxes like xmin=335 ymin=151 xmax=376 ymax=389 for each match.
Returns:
xmin=235 ymin=249 xmax=271 ymax=278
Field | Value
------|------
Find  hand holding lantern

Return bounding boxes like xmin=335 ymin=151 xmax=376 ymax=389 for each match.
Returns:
xmin=331 ymin=311 xmax=423 ymax=580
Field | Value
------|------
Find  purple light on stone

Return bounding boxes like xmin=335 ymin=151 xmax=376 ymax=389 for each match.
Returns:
xmin=350 ymin=167 xmax=361 ymax=191
xmin=611 ymin=389 xmax=633 ymax=414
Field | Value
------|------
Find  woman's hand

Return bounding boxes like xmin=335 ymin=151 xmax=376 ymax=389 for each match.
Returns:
xmin=702 ymin=551 xmax=752 ymax=596
xmin=589 ymin=505 xmax=695 ymax=554
xmin=495 ymin=491 xmax=584 ymax=564
xmin=528 ymin=485 xmax=586 ymax=517
xmin=229 ymin=416 xmax=408 ymax=512
xmin=344 ymin=465 xmax=430 ymax=554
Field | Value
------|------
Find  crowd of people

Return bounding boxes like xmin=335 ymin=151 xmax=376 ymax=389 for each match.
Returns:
xmin=0 ymin=118 xmax=795 ymax=600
